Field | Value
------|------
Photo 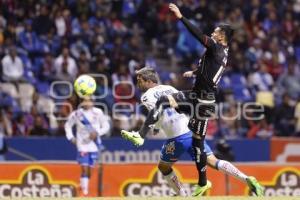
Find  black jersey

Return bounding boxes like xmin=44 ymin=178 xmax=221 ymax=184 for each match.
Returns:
xmin=181 ymin=17 xmax=229 ymax=100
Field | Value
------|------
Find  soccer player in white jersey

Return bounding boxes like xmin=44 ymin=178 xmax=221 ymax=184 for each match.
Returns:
xmin=65 ymin=97 xmax=110 ymax=196
xmin=122 ymin=67 xmax=264 ymax=196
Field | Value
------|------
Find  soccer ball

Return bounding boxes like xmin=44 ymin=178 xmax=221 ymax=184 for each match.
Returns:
xmin=74 ymin=75 xmax=96 ymax=97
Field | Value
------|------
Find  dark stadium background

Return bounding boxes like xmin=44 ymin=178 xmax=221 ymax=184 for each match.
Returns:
xmin=0 ymin=0 xmax=299 ymax=198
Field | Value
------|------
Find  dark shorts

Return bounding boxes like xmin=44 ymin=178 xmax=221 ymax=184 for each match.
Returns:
xmin=170 ymin=91 xmax=215 ymax=137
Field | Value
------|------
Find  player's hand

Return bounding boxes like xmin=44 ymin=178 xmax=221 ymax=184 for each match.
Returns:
xmin=89 ymin=132 xmax=97 ymax=140
xmin=183 ymin=71 xmax=194 ymax=77
xmin=169 ymin=3 xmax=183 ymax=19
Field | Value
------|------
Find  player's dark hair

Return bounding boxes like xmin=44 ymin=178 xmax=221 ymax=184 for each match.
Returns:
xmin=135 ymin=67 xmax=159 ymax=83
xmin=218 ymin=24 xmax=234 ymax=44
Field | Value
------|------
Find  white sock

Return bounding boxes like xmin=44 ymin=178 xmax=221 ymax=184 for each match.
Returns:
xmin=164 ymin=171 xmax=187 ymax=196
xmin=217 ymin=160 xmax=248 ymax=183
xmin=80 ymin=176 xmax=89 ymax=195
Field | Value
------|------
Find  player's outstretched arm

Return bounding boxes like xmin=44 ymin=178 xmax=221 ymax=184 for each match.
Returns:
xmin=169 ymin=3 xmax=215 ymax=48
xmin=65 ymin=112 xmax=76 ymax=144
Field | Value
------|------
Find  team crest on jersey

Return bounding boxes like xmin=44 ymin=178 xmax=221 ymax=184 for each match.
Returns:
xmin=165 ymin=141 xmax=175 ymax=155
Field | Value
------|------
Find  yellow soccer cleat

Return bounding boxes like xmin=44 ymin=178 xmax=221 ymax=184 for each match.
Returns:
xmin=121 ymin=130 xmax=144 ymax=147
xmin=192 ymin=180 xmax=212 ymax=196
xmin=247 ymin=176 xmax=264 ymax=196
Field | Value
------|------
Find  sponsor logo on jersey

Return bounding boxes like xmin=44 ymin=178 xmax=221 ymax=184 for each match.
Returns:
xmin=0 ymin=166 xmax=77 ymax=198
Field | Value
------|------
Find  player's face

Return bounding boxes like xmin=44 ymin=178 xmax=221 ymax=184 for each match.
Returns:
xmin=81 ymin=98 xmax=93 ymax=109
xmin=137 ymin=75 xmax=146 ymax=91
xmin=211 ymin=27 xmax=224 ymax=42
xmin=137 ymin=75 xmax=149 ymax=92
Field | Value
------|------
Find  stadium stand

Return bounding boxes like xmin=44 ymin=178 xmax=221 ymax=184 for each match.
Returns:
xmin=0 ymin=0 xmax=299 ymax=138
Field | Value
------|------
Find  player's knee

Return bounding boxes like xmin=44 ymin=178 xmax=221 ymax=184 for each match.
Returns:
xmin=158 ymin=163 xmax=172 ymax=175
xmin=81 ymin=166 xmax=90 ymax=177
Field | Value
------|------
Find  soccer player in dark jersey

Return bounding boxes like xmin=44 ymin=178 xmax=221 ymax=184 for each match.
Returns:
xmin=121 ymin=3 xmax=259 ymax=197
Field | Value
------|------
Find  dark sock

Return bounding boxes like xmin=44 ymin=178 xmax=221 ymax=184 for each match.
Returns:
xmin=192 ymin=138 xmax=207 ymax=186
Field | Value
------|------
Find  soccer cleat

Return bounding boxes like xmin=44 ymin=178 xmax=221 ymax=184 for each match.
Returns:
xmin=192 ymin=180 xmax=212 ymax=196
xmin=246 ymin=176 xmax=264 ymax=196
xmin=121 ymin=130 xmax=144 ymax=146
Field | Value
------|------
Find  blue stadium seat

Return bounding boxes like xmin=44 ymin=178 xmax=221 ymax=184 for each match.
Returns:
xmin=233 ymin=85 xmax=252 ymax=102
xmin=35 ymin=81 xmax=50 ymax=96
xmin=219 ymin=76 xmax=231 ymax=89
xmin=230 ymin=73 xmax=247 ymax=86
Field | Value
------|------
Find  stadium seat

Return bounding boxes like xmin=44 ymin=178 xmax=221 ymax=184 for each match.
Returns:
xmin=36 ymin=81 xmax=50 ymax=95
xmin=19 ymin=98 xmax=32 ymax=112
xmin=37 ymin=96 xmax=55 ymax=114
xmin=18 ymin=83 xmax=35 ymax=112
xmin=219 ymin=76 xmax=231 ymax=89
xmin=0 ymin=83 xmax=18 ymax=98
xmin=18 ymin=83 xmax=35 ymax=98
xmin=233 ymin=85 xmax=252 ymax=102
xmin=230 ymin=73 xmax=247 ymax=85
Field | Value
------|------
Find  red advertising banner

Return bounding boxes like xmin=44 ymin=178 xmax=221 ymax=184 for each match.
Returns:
xmin=270 ymin=137 xmax=300 ymax=162
xmin=101 ymin=163 xmax=300 ymax=197
xmin=0 ymin=162 xmax=98 ymax=198
xmin=2 ymin=162 xmax=299 ymax=197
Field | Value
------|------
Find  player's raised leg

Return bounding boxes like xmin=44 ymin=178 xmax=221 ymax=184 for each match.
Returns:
xmin=207 ymin=154 xmax=264 ymax=196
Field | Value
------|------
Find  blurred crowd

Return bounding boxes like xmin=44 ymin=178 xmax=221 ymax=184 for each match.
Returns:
xmin=0 ymin=0 xmax=300 ymax=139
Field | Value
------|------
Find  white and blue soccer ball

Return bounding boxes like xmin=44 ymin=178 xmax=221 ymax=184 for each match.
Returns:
xmin=74 ymin=75 xmax=96 ymax=97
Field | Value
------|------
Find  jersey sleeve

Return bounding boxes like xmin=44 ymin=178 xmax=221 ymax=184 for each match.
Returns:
xmin=97 ymin=109 xmax=110 ymax=137
xmin=180 ymin=16 xmax=216 ymax=49
xmin=64 ymin=111 xmax=76 ymax=141
xmin=140 ymin=92 xmax=157 ymax=111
